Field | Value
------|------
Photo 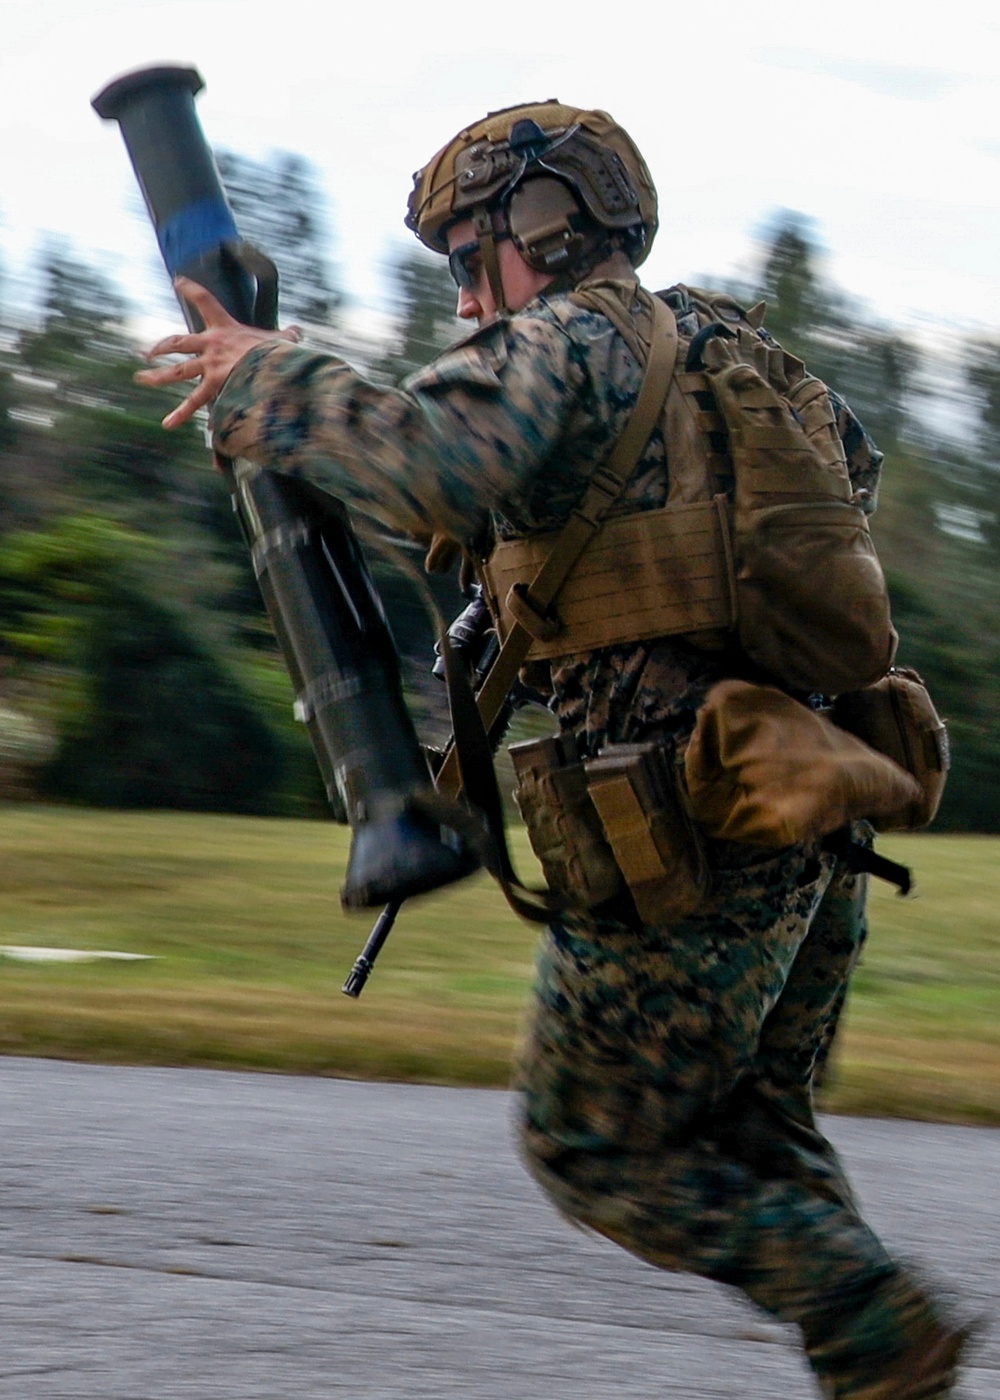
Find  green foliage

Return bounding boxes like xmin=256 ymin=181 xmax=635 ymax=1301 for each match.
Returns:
xmin=0 ymin=515 xmax=142 ymax=665
xmin=41 ymin=585 xmax=283 ymax=813
xmin=0 ymin=240 xmax=303 ymax=814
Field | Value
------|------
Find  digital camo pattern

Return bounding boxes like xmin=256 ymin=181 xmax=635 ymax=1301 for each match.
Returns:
xmin=517 ymin=844 xmax=954 ymax=1396
xmin=212 ymin=282 xmax=948 ymax=1395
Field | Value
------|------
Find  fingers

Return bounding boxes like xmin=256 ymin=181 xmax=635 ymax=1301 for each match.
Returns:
xmin=134 ymin=357 xmax=204 ymax=387
xmin=142 ymin=331 xmax=197 ymax=360
xmin=162 ymin=381 xmax=214 ymax=430
xmin=173 ymin=276 xmax=238 ymax=327
xmin=135 ymin=279 xmax=299 ymax=431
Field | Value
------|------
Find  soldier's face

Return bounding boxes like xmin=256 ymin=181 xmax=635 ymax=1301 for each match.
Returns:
xmin=446 ymin=220 xmax=553 ymax=321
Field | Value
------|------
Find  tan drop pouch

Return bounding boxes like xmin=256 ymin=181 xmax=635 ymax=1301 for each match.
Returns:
xmin=509 ymin=734 xmax=709 ymax=923
xmin=832 ymin=668 xmax=949 ymax=830
xmin=684 ymin=679 xmax=923 ymax=847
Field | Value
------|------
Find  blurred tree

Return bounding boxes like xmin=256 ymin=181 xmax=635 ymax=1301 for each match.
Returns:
xmin=19 ymin=242 xmax=136 ymax=401
xmin=43 ymin=582 xmax=283 ymax=813
xmin=377 ymin=244 xmax=461 ymax=383
xmin=0 ymin=243 xmax=300 ymax=812
xmin=748 ymin=211 xmax=922 ymax=450
xmin=0 ymin=210 xmax=996 ymax=829
xmin=0 ymin=516 xmax=283 ymax=813
xmin=757 ymin=211 xmax=824 ymax=355
xmin=13 ymin=242 xmax=262 ymax=621
xmin=962 ymin=335 xmax=1000 ymax=464
xmin=216 ymin=149 xmax=342 ymax=328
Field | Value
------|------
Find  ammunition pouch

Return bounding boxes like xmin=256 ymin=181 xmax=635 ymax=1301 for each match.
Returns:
xmin=509 ymin=734 xmax=709 ymax=925
xmin=683 ymin=679 xmax=924 ymax=847
xmin=509 ymin=676 xmax=941 ymax=926
xmin=482 ymin=497 xmax=736 ymax=658
xmin=832 ymin=668 xmax=949 ymax=830
xmin=585 ymin=741 xmax=710 ymax=923
xmin=509 ymin=734 xmax=625 ymax=912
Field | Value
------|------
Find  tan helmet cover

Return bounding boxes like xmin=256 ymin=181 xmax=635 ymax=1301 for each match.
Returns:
xmin=406 ymin=101 xmax=658 ymax=268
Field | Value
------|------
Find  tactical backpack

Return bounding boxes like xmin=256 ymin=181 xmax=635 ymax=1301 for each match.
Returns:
xmin=478 ymin=280 xmax=898 ymax=698
xmin=434 ymin=282 xmax=938 ymax=927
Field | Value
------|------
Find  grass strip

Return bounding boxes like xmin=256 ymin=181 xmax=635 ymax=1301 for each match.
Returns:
xmin=1 ymin=806 xmax=997 ymax=1124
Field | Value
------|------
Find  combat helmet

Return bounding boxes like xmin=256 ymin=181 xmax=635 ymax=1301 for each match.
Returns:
xmin=406 ymin=101 xmax=658 ymax=310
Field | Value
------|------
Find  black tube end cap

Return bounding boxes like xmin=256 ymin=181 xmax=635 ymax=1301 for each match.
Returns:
xmin=92 ymin=64 xmax=204 ymax=120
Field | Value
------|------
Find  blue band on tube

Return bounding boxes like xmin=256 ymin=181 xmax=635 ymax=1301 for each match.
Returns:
xmin=157 ymin=197 xmax=240 ymax=277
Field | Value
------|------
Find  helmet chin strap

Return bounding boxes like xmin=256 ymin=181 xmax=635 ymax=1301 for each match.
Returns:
xmin=473 ymin=206 xmax=508 ymax=314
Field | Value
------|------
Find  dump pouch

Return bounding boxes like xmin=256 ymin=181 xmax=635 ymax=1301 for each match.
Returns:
xmin=832 ymin=668 xmax=949 ymax=830
xmin=509 ymin=734 xmax=624 ymax=911
xmin=585 ymin=742 xmax=710 ymax=923
xmin=684 ymin=679 xmax=923 ymax=847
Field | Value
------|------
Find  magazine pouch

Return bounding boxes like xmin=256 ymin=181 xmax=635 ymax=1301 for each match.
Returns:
xmin=585 ymin=741 xmax=710 ymax=923
xmin=509 ymin=734 xmax=624 ymax=912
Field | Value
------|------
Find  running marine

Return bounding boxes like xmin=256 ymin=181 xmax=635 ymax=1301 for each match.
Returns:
xmin=137 ymin=101 xmax=967 ymax=1399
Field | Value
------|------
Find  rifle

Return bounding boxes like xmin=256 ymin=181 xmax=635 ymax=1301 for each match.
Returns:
xmin=92 ymin=65 xmax=479 ymax=963
xmin=342 ymin=586 xmax=527 ymax=997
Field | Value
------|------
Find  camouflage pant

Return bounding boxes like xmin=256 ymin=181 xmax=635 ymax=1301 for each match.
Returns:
xmin=515 ymin=842 xmax=946 ymax=1397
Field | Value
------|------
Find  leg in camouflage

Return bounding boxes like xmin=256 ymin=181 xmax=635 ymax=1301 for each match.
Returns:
xmin=717 ymin=853 xmax=873 ymax=1213
xmin=515 ymin=844 xmax=960 ymax=1398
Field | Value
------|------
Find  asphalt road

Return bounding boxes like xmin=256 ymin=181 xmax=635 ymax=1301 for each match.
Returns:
xmin=1 ymin=1058 xmax=996 ymax=1399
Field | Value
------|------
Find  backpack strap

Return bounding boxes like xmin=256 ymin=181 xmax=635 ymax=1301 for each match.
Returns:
xmin=435 ymin=290 xmax=679 ymax=800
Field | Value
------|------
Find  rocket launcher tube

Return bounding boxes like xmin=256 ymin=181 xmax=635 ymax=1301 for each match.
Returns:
xmin=93 ymin=64 xmax=479 ymax=909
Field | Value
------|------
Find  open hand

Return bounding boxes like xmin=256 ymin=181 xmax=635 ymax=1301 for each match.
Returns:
xmin=135 ymin=276 xmax=301 ymax=429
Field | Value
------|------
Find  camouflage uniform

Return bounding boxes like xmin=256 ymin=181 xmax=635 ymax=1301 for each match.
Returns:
xmin=212 ymin=283 xmax=949 ymax=1398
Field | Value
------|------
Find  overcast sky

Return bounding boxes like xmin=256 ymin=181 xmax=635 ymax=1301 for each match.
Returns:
xmin=3 ymin=0 xmax=998 ymax=342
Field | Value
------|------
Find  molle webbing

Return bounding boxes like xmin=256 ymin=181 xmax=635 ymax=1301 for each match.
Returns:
xmin=475 ymin=282 xmax=743 ymax=663
xmin=481 ymin=496 xmax=736 ymax=658
xmin=671 ymin=370 xmax=734 ymax=499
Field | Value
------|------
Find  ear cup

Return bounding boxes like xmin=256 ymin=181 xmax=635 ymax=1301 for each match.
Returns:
xmin=507 ymin=178 xmax=585 ymax=273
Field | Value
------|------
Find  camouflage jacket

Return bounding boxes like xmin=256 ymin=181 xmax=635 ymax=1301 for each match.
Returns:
xmin=211 ymin=281 xmax=883 ymax=756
